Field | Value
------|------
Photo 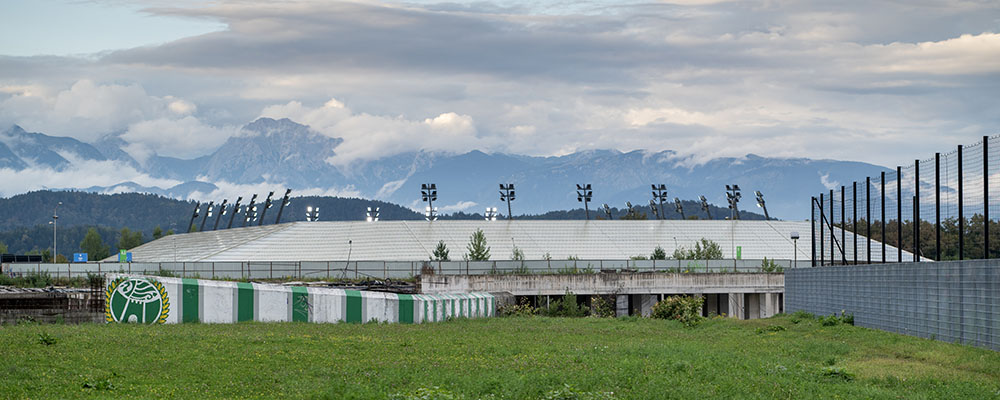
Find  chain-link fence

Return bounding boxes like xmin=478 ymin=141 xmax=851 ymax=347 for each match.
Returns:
xmin=812 ymin=135 xmax=1000 ymax=265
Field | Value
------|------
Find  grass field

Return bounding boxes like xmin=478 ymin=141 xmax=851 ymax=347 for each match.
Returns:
xmin=1 ymin=314 xmax=998 ymax=399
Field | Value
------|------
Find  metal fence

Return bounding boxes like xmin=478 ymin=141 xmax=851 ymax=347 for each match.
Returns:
xmin=2 ymin=258 xmax=799 ymax=280
xmin=786 ymin=260 xmax=999 ymax=351
xmin=812 ymin=134 xmax=1000 ymax=265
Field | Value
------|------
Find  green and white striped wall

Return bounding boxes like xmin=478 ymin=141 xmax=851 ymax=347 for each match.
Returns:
xmin=104 ymin=274 xmax=494 ymax=324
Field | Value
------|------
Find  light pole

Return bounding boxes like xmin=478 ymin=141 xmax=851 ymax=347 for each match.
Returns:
xmin=791 ymin=231 xmax=800 ymax=269
xmin=274 ymin=189 xmax=292 ymax=224
xmin=576 ymin=184 xmax=592 ymax=220
xmin=367 ymin=207 xmax=379 ymax=222
xmin=603 ymin=203 xmax=613 ymax=220
xmin=421 ymin=183 xmax=437 ymax=221
xmin=648 ymin=199 xmax=660 ymax=219
xmin=755 ymin=190 xmax=770 ymax=220
xmin=306 ymin=206 xmax=320 ymax=221
xmin=188 ymin=202 xmax=200 ymax=232
xmin=651 ymin=184 xmax=667 ymax=220
xmin=485 ymin=207 xmax=498 ymax=221
xmin=213 ymin=199 xmax=228 ymax=231
xmin=227 ymin=196 xmax=243 ymax=229
xmin=499 ymin=184 xmax=515 ymax=220
xmin=258 ymin=191 xmax=274 ymax=226
xmin=699 ymin=196 xmax=712 ymax=219
xmin=674 ymin=197 xmax=685 ymax=219
xmin=199 ymin=201 xmax=214 ymax=232
xmin=726 ymin=185 xmax=741 ymax=220
xmin=243 ymin=194 xmax=258 ymax=227
xmin=52 ymin=201 xmax=61 ymax=261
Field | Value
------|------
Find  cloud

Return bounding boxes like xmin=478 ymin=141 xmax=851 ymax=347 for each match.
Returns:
xmin=0 ymin=155 xmax=181 ymax=197
xmin=261 ymin=98 xmax=488 ymax=165
xmin=121 ymin=116 xmax=237 ymax=161
xmin=186 ymin=178 xmax=361 ymax=203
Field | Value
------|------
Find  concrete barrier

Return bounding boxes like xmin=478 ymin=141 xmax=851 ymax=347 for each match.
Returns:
xmin=103 ymin=274 xmax=494 ymax=324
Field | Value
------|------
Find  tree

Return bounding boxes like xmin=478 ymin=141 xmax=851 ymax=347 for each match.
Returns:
xmin=465 ymin=229 xmax=490 ymax=261
xmin=672 ymin=238 xmax=723 ymax=260
xmin=650 ymin=245 xmax=667 ymax=260
xmin=511 ymin=244 xmax=524 ymax=261
xmin=0 ymin=241 xmax=7 ymax=254
xmin=118 ymin=227 xmax=143 ymax=250
xmin=432 ymin=240 xmax=450 ymax=261
xmin=165 ymin=229 xmax=175 ymax=236
xmin=80 ymin=228 xmax=110 ymax=260
xmin=152 ymin=226 xmax=163 ymax=240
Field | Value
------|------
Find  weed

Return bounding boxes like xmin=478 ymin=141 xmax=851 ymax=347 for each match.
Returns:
xmin=81 ymin=375 xmax=115 ymax=391
xmin=543 ymin=384 xmax=616 ymax=400
xmin=819 ymin=366 xmax=855 ymax=381
xmin=497 ymin=298 xmax=537 ymax=317
xmin=37 ymin=332 xmax=57 ymax=346
xmin=755 ymin=325 xmax=787 ymax=334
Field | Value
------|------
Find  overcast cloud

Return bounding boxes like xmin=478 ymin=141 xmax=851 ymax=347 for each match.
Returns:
xmin=0 ymin=0 xmax=998 ymax=169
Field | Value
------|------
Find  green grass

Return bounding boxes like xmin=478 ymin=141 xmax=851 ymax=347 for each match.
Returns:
xmin=1 ymin=315 xmax=998 ymax=399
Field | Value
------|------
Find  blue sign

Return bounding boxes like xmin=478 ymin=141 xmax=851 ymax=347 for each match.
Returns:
xmin=126 ymin=252 xmax=132 ymax=262
xmin=73 ymin=253 xmax=88 ymax=263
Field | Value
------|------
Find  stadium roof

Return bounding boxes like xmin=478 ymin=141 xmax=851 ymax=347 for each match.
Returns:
xmin=118 ymin=220 xmax=918 ymax=263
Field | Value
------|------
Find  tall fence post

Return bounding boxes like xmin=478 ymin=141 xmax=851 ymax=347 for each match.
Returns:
xmin=935 ymin=152 xmax=941 ymax=261
xmin=896 ymin=166 xmax=902 ymax=263
xmin=959 ymin=144 xmax=964 ymax=260
xmin=915 ymin=159 xmax=920 ymax=262
xmin=853 ymin=181 xmax=858 ymax=264
xmin=866 ymin=177 xmax=871 ymax=263
xmin=841 ymin=186 xmax=846 ymax=265
xmin=811 ymin=197 xmax=817 ymax=267
xmin=881 ymin=171 xmax=886 ymax=263
xmin=819 ymin=194 xmax=825 ymax=266
xmin=829 ymin=190 xmax=835 ymax=264
xmin=984 ymin=136 xmax=989 ymax=259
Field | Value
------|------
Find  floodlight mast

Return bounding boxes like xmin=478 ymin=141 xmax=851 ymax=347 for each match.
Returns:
xmin=188 ymin=202 xmax=201 ymax=232
xmin=213 ymin=199 xmax=228 ymax=231
xmin=274 ymin=189 xmax=292 ymax=224
xmin=366 ymin=206 xmax=380 ymax=222
xmin=499 ymin=183 xmax=515 ymax=220
xmin=576 ymin=184 xmax=592 ymax=220
xmin=52 ymin=201 xmax=61 ymax=261
xmin=243 ymin=194 xmax=258 ymax=227
xmin=227 ymin=196 xmax=243 ymax=229
xmin=699 ymin=195 xmax=712 ymax=219
xmin=199 ymin=201 xmax=215 ymax=232
xmin=726 ymin=184 xmax=742 ymax=220
xmin=485 ymin=207 xmax=498 ymax=221
xmin=651 ymin=184 xmax=668 ymax=220
xmin=421 ymin=183 xmax=438 ymax=221
xmin=258 ymin=191 xmax=275 ymax=226
xmin=603 ymin=203 xmax=613 ymax=220
xmin=755 ymin=190 xmax=770 ymax=220
xmin=648 ymin=199 xmax=660 ymax=219
xmin=674 ymin=197 xmax=685 ymax=219
xmin=305 ymin=206 xmax=320 ymax=221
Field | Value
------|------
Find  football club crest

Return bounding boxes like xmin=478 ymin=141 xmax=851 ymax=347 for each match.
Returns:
xmin=105 ymin=277 xmax=170 ymax=324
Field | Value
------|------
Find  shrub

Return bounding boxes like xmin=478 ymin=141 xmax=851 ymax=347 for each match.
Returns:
xmin=820 ymin=366 xmax=855 ymax=381
xmin=432 ymin=240 xmax=450 ymax=261
xmin=760 ymin=257 xmax=784 ymax=273
xmin=650 ymin=246 xmax=667 ymax=260
xmin=651 ymin=295 xmax=705 ymax=327
xmin=539 ymin=292 xmax=590 ymax=318
xmin=591 ymin=295 xmax=616 ymax=318
xmin=497 ymin=298 xmax=538 ymax=317
xmin=38 ymin=332 xmax=58 ymax=346
xmin=672 ymin=238 xmax=723 ymax=260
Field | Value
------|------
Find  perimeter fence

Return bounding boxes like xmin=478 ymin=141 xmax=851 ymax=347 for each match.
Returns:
xmin=813 ymin=135 xmax=1000 ymax=266
xmin=2 ymin=258 xmax=797 ymax=280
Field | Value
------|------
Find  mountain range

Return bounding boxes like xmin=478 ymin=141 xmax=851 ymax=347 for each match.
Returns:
xmin=0 ymin=118 xmax=892 ymax=219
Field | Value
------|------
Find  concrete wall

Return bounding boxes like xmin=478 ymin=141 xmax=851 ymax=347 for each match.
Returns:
xmin=103 ymin=274 xmax=494 ymax=324
xmin=786 ymin=261 xmax=999 ymax=351
xmin=420 ymin=272 xmax=784 ymax=296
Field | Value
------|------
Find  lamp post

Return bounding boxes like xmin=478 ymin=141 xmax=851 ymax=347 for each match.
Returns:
xmin=227 ymin=196 xmax=243 ymax=229
xmin=243 ymin=194 xmax=258 ymax=227
xmin=258 ymin=191 xmax=274 ymax=226
xmin=651 ymin=184 xmax=667 ymax=220
xmin=274 ymin=189 xmax=292 ymax=224
xmin=576 ymin=184 xmax=592 ymax=220
xmin=755 ymin=190 xmax=770 ymax=220
xmin=213 ymin=199 xmax=228 ymax=231
xmin=725 ymin=185 xmax=741 ymax=220
xmin=367 ymin=207 xmax=379 ymax=222
xmin=199 ymin=201 xmax=214 ymax=232
xmin=603 ymin=203 xmax=613 ymax=220
xmin=791 ymin=231 xmax=800 ymax=269
xmin=421 ymin=183 xmax=437 ymax=221
xmin=648 ymin=199 xmax=660 ymax=219
xmin=499 ymin=184 xmax=515 ymax=220
xmin=188 ymin=202 xmax=200 ymax=232
xmin=51 ymin=201 xmax=61 ymax=261
xmin=674 ymin=197 xmax=685 ymax=219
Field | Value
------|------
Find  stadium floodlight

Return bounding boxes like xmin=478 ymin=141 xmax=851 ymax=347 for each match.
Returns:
xmin=258 ymin=191 xmax=275 ymax=226
xmin=755 ymin=190 xmax=770 ymax=220
xmin=421 ymin=183 xmax=437 ymax=221
xmin=199 ymin=201 xmax=215 ymax=232
xmin=306 ymin=206 xmax=320 ymax=222
xmin=274 ymin=189 xmax=292 ymax=224
xmin=367 ymin=206 xmax=380 ymax=222
xmin=424 ymin=206 xmax=438 ymax=221
xmin=726 ymin=184 xmax=742 ymax=220
xmin=651 ymin=184 xmax=667 ymax=220
xmin=227 ymin=196 xmax=243 ymax=229
xmin=188 ymin=202 xmax=201 ymax=232
xmin=485 ymin=207 xmax=498 ymax=221
xmin=648 ymin=199 xmax=660 ymax=219
xmin=603 ymin=203 xmax=613 ymax=220
xmin=243 ymin=194 xmax=258 ymax=227
xmin=499 ymin=183 xmax=515 ymax=220
xmin=699 ymin=195 xmax=712 ymax=219
xmin=576 ymin=183 xmax=592 ymax=220
xmin=213 ymin=199 xmax=228 ymax=231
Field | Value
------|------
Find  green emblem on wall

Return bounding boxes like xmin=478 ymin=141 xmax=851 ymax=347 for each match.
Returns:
xmin=105 ymin=277 xmax=170 ymax=324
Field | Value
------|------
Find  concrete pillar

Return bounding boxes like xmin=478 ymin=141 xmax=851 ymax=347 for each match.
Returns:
xmin=616 ymin=295 xmax=629 ymax=317
xmin=639 ymin=294 xmax=657 ymax=317
xmin=728 ymin=293 xmax=744 ymax=319
xmin=762 ymin=293 xmax=779 ymax=318
xmin=745 ymin=293 xmax=761 ymax=319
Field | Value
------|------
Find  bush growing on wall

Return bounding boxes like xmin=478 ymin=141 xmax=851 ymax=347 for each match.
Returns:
xmin=539 ymin=292 xmax=590 ymax=318
xmin=650 ymin=246 xmax=667 ymax=260
xmin=432 ymin=240 xmax=450 ymax=261
xmin=651 ymin=295 xmax=705 ymax=327
xmin=760 ymin=257 xmax=784 ymax=272
xmin=671 ymin=238 xmax=722 ymax=260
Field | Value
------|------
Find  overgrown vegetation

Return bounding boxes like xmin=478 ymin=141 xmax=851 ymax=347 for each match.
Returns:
xmin=651 ymin=295 xmax=705 ymax=327
xmin=760 ymin=257 xmax=784 ymax=272
xmin=672 ymin=238 xmax=723 ymax=260
xmin=0 ymin=271 xmax=94 ymax=288
xmin=538 ymin=292 xmax=590 ymax=318
xmin=1 ymin=315 xmax=997 ymax=398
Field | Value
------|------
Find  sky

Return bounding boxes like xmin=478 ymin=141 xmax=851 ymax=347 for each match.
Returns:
xmin=1 ymin=0 xmax=999 ymax=169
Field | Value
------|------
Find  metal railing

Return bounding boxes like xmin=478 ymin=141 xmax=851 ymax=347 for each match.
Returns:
xmin=2 ymin=258 xmax=798 ymax=280
xmin=812 ymin=134 xmax=1000 ymax=265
